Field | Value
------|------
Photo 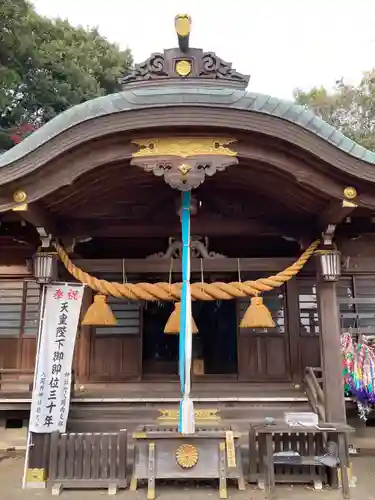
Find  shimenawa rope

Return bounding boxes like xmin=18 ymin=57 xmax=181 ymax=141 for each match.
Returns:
xmin=53 ymin=240 xmax=319 ymax=301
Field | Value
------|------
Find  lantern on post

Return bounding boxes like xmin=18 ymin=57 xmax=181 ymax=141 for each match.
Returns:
xmin=32 ymin=248 xmax=58 ymax=284
xmin=315 ymin=248 xmax=341 ymax=282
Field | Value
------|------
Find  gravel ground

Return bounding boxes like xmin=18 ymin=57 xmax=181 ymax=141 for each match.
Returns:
xmin=0 ymin=453 xmax=374 ymax=499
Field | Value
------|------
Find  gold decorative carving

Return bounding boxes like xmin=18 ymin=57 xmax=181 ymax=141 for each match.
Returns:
xmin=131 ymin=137 xmax=237 ymax=158
xmin=176 ymin=60 xmax=192 ymax=77
xmin=157 ymin=408 xmax=220 ymax=423
xmin=131 ymin=138 xmax=238 ymax=191
xmin=178 ymin=163 xmax=192 ymax=175
xmin=26 ymin=468 xmax=46 ymax=482
xmin=176 ymin=444 xmax=199 ymax=468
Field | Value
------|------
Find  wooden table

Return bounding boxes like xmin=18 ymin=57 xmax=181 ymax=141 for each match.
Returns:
xmin=253 ymin=423 xmax=354 ymax=500
xmin=131 ymin=425 xmax=245 ymax=499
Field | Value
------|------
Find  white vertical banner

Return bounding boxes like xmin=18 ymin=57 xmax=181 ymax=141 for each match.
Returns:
xmin=29 ymin=283 xmax=84 ymax=434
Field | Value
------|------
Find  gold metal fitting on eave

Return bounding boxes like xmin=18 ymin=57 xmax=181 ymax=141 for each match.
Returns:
xmin=13 ymin=189 xmax=27 ymax=203
xmin=342 ymin=186 xmax=358 ymax=208
xmin=12 ymin=189 xmax=28 ymax=212
xmin=344 ymin=186 xmax=357 ymax=200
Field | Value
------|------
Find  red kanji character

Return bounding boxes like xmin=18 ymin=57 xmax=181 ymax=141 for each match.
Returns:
xmin=53 ymin=288 xmax=64 ymax=300
xmin=68 ymin=289 xmax=79 ymax=300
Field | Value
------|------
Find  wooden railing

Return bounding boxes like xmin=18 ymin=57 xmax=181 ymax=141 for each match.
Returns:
xmin=305 ymin=367 xmax=325 ymax=422
xmin=48 ymin=430 xmax=127 ymax=495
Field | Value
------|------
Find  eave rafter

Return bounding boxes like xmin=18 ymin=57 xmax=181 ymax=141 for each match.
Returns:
xmin=319 ymin=191 xmax=358 ymax=226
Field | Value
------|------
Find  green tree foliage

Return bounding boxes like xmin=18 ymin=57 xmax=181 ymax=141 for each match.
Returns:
xmin=0 ymin=0 xmax=132 ymax=149
xmin=294 ymin=70 xmax=375 ymax=151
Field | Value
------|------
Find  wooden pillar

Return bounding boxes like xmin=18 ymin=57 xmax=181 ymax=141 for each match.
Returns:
xmin=77 ymin=288 xmax=92 ymax=384
xmin=317 ymin=279 xmax=346 ymax=423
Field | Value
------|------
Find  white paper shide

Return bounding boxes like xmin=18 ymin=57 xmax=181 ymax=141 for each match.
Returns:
xmin=29 ymin=284 xmax=84 ymax=433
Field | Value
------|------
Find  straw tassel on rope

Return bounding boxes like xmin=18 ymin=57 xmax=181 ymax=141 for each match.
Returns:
xmin=240 ymin=295 xmax=275 ymax=328
xmin=236 ymin=257 xmax=275 ymax=328
xmin=164 ymin=302 xmax=198 ymax=334
xmin=82 ymin=294 xmax=117 ymax=326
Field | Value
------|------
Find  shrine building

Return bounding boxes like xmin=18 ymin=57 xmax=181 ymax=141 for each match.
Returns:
xmin=1 ymin=14 xmax=375 ymax=436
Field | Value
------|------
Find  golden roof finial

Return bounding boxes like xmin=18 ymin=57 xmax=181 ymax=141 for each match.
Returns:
xmin=175 ymin=14 xmax=191 ymax=53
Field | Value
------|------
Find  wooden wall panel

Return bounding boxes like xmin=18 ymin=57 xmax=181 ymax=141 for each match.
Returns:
xmin=20 ymin=337 xmax=36 ymax=369
xmin=121 ymin=337 xmax=141 ymax=377
xmin=90 ymin=337 xmax=123 ymax=381
xmin=237 ymin=290 xmax=291 ymax=382
xmin=238 ymin=336 xmax=290 ymax=381
xmin=0 ymin=338 xmax=18 ymax=368
xmin=89 ymin=336 xmax=141 ymax=381
xmin=299 ymin=337 xmax=320 ymax=372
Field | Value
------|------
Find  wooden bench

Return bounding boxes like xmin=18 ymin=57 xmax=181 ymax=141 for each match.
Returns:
xmin=251 ymin=423 xmax=354 ymax=500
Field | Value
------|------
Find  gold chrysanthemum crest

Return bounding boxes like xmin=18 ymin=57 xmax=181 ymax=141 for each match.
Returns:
xmin=176 ymin=444 xmax=199 ymax=468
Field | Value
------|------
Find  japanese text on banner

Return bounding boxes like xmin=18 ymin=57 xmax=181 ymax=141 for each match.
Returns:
xmin=29 ymin=284 xmax=84 ymax=433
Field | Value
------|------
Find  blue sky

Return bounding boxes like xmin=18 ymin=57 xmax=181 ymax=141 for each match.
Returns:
xmin=32 ymin=0 xmax=375 ymax=99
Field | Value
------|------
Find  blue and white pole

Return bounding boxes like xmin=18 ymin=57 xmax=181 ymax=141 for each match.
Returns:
xmin=178 ymin=191 xmax=195 ymax=434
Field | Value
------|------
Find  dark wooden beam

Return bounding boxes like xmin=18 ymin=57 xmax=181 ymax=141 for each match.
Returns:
xmin=15 ymin=201 xmax=57 ymax=237
xmin=72 ymin=257 xmax=315 ymax=274
xmin=0 ymin=265 xmax=31 ymax=276
xmin=319 ymin=199 xmax=357 ymax=230
xmin=61 ymin=216 xmax=310 ymax=240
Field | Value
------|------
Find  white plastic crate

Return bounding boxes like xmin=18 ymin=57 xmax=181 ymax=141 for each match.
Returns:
xmin=284 ymin=411 xmax=318 ymax=427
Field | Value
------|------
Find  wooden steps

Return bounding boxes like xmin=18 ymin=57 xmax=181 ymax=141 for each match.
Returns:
xmin=67 ymin=399 xmax=312 ymax=436
xmin=0 ymin=382 xmax=312 ymax=437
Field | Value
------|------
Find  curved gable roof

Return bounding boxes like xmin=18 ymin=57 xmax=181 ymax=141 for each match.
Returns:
xmin=1 ymin=85 xmax=375 ymax=170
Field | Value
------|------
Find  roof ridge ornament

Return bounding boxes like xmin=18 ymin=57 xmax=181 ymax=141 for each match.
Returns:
xmin=120 ymin=15 xmax=249 ymax=89
xmin=175 ymin=14 xmax=191 ymax=53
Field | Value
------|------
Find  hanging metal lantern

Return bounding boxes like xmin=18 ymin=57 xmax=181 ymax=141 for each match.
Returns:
xmin=315 ymin=248 xmax=341 ymax=282
xmin=32 ymin=250 xmax=58 ymax=284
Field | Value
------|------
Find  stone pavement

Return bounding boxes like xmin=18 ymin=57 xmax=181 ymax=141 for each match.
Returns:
xmin=0 ymin=452 xmax=375 ymax=500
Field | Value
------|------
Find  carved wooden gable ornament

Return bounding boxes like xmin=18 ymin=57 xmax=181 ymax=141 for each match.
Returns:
xmin=126 ymin=16 xmax=241 ymax=190
xmin=130 ymin=137 xmax=238 ymax=191
xmin=119 ymin=14 xmax=249 ymax=89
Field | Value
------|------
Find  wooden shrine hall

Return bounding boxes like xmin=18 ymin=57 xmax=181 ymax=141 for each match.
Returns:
xmin=1 ymin=14 xmax=375 ymax=439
